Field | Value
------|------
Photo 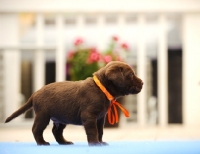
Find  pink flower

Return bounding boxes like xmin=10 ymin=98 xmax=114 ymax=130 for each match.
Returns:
xmin=112 ymin=36 xmax=119 ymax=42
xmin=74 ymin=38 xmax=83 ymax=46
xmin=102 ymin=55 xmax=113 ymax=63
xmin=90 ymin=48 xmax=98 ymax=53
xmin=67 ymin=51 xmax=75 ymax=59
xmin=121 ymin=43 xmax=129 ymax=50
xmin=87 ymin=48 xmax=101 ymax=63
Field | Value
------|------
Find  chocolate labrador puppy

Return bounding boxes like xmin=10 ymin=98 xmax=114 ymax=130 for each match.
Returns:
xmin=5 ymin=61 xmax=143 ymax=146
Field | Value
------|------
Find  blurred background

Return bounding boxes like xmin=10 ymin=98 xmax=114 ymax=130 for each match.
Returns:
xmin=0 ymin=0 xmax=200 ymax=141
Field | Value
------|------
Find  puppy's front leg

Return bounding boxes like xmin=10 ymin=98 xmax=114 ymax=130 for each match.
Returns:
xmin=81 ymin=114 xmax=100 ymax=146
xmin=97 ymin=116 xmax=109 ymax=146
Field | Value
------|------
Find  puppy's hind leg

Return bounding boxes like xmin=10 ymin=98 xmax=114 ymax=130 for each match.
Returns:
xmin=32 ymin=115 xmax=50 ymax=145
xmin=52 ymin=123 xmax=73 ymax=145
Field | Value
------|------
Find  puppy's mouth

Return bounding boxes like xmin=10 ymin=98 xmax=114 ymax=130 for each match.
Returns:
xmin=129 ymin=86 xmax=142 ymax=94
xmin=135 ymin=87 xmax=142 ymax=92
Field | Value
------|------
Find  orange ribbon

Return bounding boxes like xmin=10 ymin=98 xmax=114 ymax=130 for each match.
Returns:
xmin=93 ymin=75 xmax=129 ymax=125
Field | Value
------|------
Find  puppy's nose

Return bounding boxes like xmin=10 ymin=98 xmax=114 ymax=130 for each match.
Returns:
xmin=140 ymin=80 xmax=144 ymax=85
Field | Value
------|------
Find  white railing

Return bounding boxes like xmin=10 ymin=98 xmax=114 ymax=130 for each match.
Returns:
xmin=0 ymin=52 xmax=4 ymax=121
xmin=0 ymin=13 xmax=169 ymax=126
xmin=2 ymin=0 xmax=200 ymax=128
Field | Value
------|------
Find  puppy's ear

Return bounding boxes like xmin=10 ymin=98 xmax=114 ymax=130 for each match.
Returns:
xmin=105 ymin=66 xmax=124 ymax=88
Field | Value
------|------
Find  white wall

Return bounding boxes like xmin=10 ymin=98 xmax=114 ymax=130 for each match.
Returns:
xmin=0 ymin=0 xmax=200 ymax=126
xmin=0 ymin=14 xmax=21 ymax=120
xmin=183 ymin=14 xmax=200 ymax=126
xmin=0 ymin=0 xmax=200 ymax=13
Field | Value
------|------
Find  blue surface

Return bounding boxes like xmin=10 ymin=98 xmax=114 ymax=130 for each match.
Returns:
xmin=0 ymin=141 xmax=200 ymax=154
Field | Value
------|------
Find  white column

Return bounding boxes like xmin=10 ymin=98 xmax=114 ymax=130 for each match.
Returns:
xmin=118 ymin=14 xmax=126 ymax=60
xmin=34 ymin=13 xmax=45 ymax=92
xmin=97 ymin=15 xmax=105 ymax=51
xmin=137 ymin=14 xmax=146 ymax=126
xmin=0 ymin=14 xmax=21 ymax=120
xmin=118 ymin=14 xmax=125 ymax=36
xmin=182 ymin=14 xmax=200 ymax=126
xmin=157 ymin=15 xmax=168 ymax=126
xmin=77 ymin=15 xmax=84 ymax=38
xmin=56 ymin=14 xmax=66 ymax=82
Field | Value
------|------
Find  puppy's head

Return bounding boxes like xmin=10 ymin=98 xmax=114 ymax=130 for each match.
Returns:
xmin=103 ymin=61 xmax=143 ymax=96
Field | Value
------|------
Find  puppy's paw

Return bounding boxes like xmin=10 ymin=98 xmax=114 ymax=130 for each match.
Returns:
xmin=37 ymin=142 xmax=50 ymax=146
xmin=89 ymin=142 xmax=102 ymax=146
xmin=59 ymin=141 xmax=74 ymax=145
xmin=65 ymin=141 xmax=74 ymax=145
xmin=101 ymin=142 xmax=109 ymax=146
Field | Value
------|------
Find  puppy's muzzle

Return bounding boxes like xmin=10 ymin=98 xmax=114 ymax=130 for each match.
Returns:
xmin=137 ymin=79 xmax=143 ymax=90
xmin=130 ymin=79 xmax=143 ymax=94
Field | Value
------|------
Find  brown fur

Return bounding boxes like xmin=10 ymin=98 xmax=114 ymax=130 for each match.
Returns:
xmin=5 ymin=61 xmax=143 ymax=146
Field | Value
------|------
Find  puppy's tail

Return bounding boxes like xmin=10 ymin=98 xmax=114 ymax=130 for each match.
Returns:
xmin=5 ymin=96 xmax=33 ymax=123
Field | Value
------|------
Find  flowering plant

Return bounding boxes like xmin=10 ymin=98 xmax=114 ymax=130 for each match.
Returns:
xmin=67 ymin=36 xmax=129 ymax=81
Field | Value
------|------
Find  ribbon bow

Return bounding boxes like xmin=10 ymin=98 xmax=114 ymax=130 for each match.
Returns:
xmin=93 ymin=75 xmax=129 ymax=125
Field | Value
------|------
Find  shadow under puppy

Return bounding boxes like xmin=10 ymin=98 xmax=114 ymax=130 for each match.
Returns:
xmin=5 ymin=61 xmax=143 ymax=146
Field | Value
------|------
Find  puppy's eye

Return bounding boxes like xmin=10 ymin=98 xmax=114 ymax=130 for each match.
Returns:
xmin=129 ymin=73 xmax=134 ymax=78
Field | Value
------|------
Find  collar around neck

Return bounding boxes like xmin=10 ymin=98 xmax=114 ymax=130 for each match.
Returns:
xmin=93 ymin=75 xmax=129 ymax=125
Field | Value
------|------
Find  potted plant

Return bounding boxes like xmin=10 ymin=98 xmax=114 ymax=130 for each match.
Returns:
xmin=67 ymin=36 xmax=129 ymax=127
